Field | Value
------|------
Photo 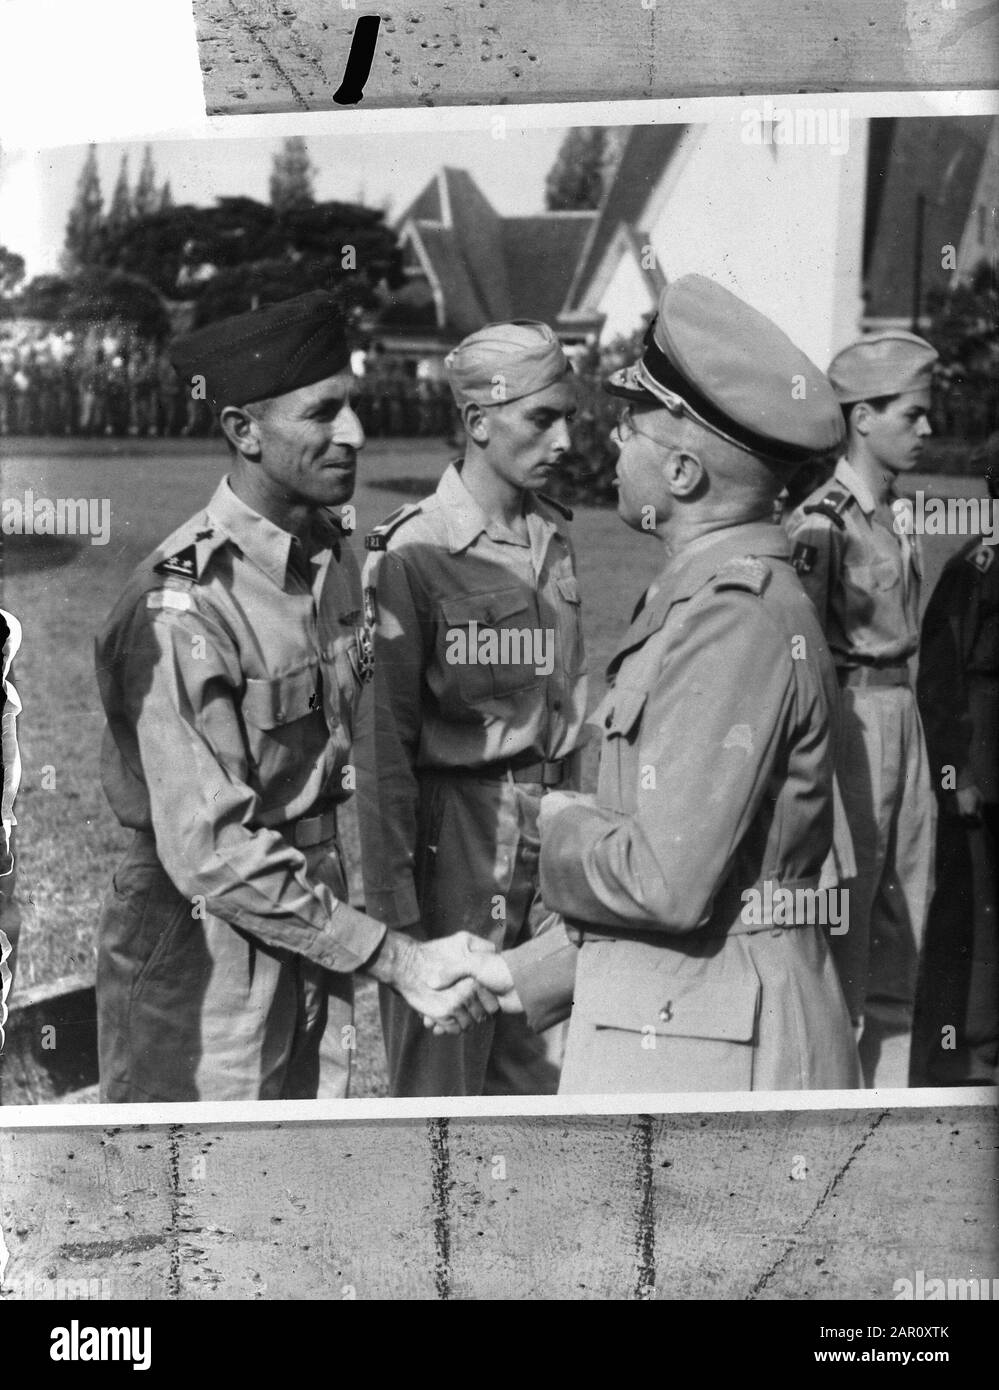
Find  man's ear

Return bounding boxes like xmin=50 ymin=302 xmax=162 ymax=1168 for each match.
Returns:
xmin=849 ymin=401 xmax=874 ymax=437
xmin=219 ymin=405 xmax=262 ymax=458
xmin=664 ymin=448 xmax=704 ymax=498
xmin=462 ymin=401 xmax=489 ymax=445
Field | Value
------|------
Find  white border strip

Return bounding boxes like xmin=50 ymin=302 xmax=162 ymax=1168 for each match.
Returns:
xmin=3 ymin=82 xmax=998 ymax=152
xmin=0 ymin=1086 xmax=993 ymax=1129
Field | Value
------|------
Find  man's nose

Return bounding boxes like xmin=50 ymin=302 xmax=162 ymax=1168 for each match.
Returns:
xmin=550 ymin=417 xmax=572 ymax=454
xmin=332 ymin=401 xmax=365 ymax=449
xmin=916 ymin=415 xmax=933 ymax=438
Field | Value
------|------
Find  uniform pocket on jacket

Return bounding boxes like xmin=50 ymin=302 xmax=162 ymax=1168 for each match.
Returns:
xmin=439 ymin=586 xmax=542 ymax=699
xmin=844 ymin=559 xmax=899 ymax=592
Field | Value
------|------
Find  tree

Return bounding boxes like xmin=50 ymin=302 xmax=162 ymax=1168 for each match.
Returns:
xmin=59 ymin=268 xmax=170 ymax=341
xmin=0 ymin=245 xmax=26 ymax=298
xmin=62 ymin=144 xmax=104 ymax=273
xmin=134 ymin=145 xmax=159 ymax=218
xmin=105 ymin=154 xmax=133 ymax=242
xmin=544 ymin=128 xmax=609 ymax=211
xmin=269 ymin=136 xmax=316 ymax=214
xmin=93 ymin=193 xmax=404 ymax=326
xmin=159 ymin=179 xmax=174 ymax=213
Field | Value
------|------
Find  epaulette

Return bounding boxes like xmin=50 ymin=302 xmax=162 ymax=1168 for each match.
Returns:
xmin=712 ymin=555 xmax=771 ymax=596
xmin=967 ymin=542 xmax=995 ymax=575
xmin=537 ymin=492 xmax=574 ymax=522
xmin=801 ymin=488 xmax=854 ymax=531
xmin=151 ymin=524 xmax=226 ymax=584
xmin=363 ymin=502 xmax=423 ymax=554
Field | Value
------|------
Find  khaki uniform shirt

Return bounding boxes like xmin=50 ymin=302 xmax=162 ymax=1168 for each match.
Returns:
xmin=356 ymin=462 xmax=589 ymax=928
xmin=96 ymin=477 xmax=385 ymax=975
xmin=785 ymin=457 xmax=921 ymax=668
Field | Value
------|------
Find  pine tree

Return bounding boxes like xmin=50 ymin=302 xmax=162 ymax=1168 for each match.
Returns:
xmin=269 ymin=136 xmax=316 ymax=214
xmin=106 ymin=154 xmax=133 ymax=241
xmin=159 ymin=180 xmax=174 ymax=213
xmin=134 ymin=145 xmax=159 ymax=218
xmin=62 ymin=143 xmax=104 ymax=272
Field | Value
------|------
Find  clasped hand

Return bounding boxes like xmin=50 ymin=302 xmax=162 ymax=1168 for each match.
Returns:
xmin=383 ymin=931 xmax=522 ymax=1034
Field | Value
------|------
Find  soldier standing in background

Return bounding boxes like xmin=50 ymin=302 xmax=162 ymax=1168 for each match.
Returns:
xmin=912 ymin=435 xmax=999 ymax=1086
xmin=356 ymin=321 xmax=588 ymax=1097
xmin=786 ymin=331 xmax=938 ymax=1088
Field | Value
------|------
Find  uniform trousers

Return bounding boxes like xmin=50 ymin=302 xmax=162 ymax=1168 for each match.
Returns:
xmin=97 ymin=829 xmax=353 ymax=1102
xmin=379 ymin=771 xmax=565 ymax=1097
xmin=832 ymin=685 xmax=934 ymax=1088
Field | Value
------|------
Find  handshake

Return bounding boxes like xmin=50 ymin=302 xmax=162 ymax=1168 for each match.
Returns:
xmin=368 ymin=929 xmax=522 ymax=1035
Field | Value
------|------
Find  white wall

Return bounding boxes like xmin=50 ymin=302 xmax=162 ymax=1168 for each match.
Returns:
xmin=594 ymin=114 xmax=869 ymax=370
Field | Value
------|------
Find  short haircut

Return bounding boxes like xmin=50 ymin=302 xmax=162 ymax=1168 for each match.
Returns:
xmin=841 ymin=394 xmax=897 ymax=427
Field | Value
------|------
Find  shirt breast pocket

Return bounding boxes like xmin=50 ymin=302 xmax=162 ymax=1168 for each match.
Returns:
xmin=844 ymin=558 xmax=899 ymax=593
xmin=439 ymin=586 xmax=542 ymax=702
xmin=241 ymin=664 xmax=325 ymax=780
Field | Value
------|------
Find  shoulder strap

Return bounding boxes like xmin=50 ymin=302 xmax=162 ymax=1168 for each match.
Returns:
xmin=801 ymin=488 xmax=854 ymax=531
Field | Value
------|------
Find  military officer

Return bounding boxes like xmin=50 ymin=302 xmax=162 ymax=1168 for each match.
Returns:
xmin=356 ymin=321 xmax=589 ymax=1097
xmin=785 ymin=331 xmax=937 ymax=1089
xmin=911 ymin=435 xmax=999 ymax=1086
xmin=94 ymin=292 xmax=495 ymax=1104
xmin=444 ymin=276 xmax=861 ymax=1095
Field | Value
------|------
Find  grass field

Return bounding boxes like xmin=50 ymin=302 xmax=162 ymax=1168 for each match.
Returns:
xmin=0 ymin=436 xmax=986 ymax=1097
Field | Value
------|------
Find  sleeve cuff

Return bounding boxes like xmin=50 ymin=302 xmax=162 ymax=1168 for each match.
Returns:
xmin=505 ymin=919 xmax=579 ymax=1034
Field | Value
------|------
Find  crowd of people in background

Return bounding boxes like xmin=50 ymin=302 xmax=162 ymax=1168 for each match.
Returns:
xmin=0 ymin=324 xmax=460 ymax=441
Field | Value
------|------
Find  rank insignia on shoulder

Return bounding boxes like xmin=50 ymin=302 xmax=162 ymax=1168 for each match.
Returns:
xmin=968 ymin=543 xmax=996 ymax=574
xmin=715 ymin=555 xmax=770 ymax=595
xmin=802 ymin=489 xmax=852 ymax=530
xmin=792 ymin=542 xmax=818 ymax=575
xmin=153 ymin=544 xmax=199 ymax=580
xmin=365 ymin=502 xmax=422 ymax=552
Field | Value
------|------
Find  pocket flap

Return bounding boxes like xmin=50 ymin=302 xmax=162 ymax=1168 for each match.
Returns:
xmin=555 ymin=574 xmax=581 ymax=604
xmin=601 ymin=685 xmax=647 ymax=739
xmin=585 ymin=970 xmax=759 ymax=1041
xmin=242 ymin=665 xmax=320 ymax=729
xmin=440 ymin=586 xmax=529 ymax=628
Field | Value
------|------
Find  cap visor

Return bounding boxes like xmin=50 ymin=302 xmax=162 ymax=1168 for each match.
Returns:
xmin=603 ymin=363 xmax=657 ymax=401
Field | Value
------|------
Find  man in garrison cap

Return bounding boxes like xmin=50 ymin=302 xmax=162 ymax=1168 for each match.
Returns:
xmin=94 ymin=292 xmax=498 ymax=1103
xmin=355 ymin=320 xmax=588 ymax=1096
xmin=912 ymin=434 xmax=999 ymax=1086
xmin=785 ymin=330 xmax=938 ymax=1089
xmin=434 ymin=276 xmax=861 ymax=1094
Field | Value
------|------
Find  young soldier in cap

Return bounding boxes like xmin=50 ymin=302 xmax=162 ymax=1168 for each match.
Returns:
xmin=94 ymin=291 xmax=497 ymax=1103
xmin=356 ymin=320 xmax=588 ymax=1096
xmin=436 ymin=276 xmax=860 ymax=1094
xmin=784 ymin=331 xmax=937 ymax=1088
xmin=911 ymin=435 xmax=999 ymax=1086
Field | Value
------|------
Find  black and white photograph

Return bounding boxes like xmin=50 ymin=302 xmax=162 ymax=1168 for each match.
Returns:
xmin=0 ymin=0 xmax=995 ymax=1320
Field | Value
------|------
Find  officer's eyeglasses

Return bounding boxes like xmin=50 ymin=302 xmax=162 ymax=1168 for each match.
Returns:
xmin=615 ymin=404 xmax=666 ymax=445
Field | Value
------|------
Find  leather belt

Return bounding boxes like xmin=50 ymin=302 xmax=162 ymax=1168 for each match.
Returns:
xmin=425 ymin=755 xmax=567 ymax=788
xmin=281 ymin=807 xmax=338 ymax=849
xmin=838 ymin=664 xmax=910 ymax=689
xmin=565 ymin=874 xmax=827 ymax=946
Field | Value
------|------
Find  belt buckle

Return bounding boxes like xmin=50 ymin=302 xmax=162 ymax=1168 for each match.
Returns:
xmin=541 ymin=759 xmax=564 ymax=788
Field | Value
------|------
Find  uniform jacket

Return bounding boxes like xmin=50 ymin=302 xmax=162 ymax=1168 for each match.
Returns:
xmin=95 ymin=477 xmax=385 ymax=975
xmin=785 ymin=457 xmax=921 ymax=667
xmin=917 ymin=536 xmax=999 ymax=803
xmin=506 ymin=521 xmax=859 ymax=1091
xmin=356 ymin=462 xmax=589 ymax=929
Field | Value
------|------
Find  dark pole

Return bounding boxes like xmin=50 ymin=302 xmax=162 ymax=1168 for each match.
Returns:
xmin=911 ymin=192 xmax=926 ymax=333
